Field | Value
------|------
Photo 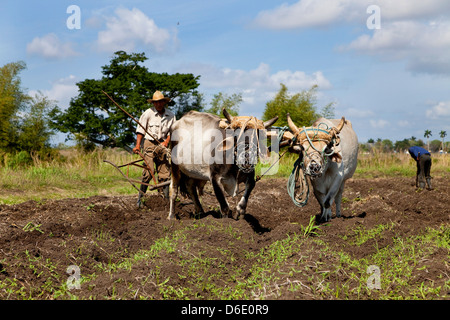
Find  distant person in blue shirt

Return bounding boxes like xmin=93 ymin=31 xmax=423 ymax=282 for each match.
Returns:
xmin=408 ymin=146 xmax=432 ymax=190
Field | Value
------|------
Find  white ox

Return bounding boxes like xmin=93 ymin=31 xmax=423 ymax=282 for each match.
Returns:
xmin=285 ymin=114 xmax=358 ymax=222
xmin=167 ymin=109 xmax=278 ymax=220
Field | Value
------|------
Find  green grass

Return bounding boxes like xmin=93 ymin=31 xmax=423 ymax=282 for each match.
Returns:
xmin=0 ymin=215 xmax=448 ymax=299
xmin=0 ymin=148 xmax=143 ymax=204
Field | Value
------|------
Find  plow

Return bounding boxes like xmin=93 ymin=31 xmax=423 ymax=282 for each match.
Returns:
xmin=103 ymin=158 xmax=170 ymax=195
xmin=101 ymin=90 xmax=171 ymax=196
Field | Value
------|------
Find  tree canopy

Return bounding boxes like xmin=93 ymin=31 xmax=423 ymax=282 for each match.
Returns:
xmin=262 ymin=84 xmax=327 ymax=128
xmin=0 ymin=61 xmax=55 ymax=159
xmin=205 ymin=92 xmax=242 ymax=117
xmin=0 ymin=61 xmax=29 ymax=151
xmin=49 ymin=51 xmax=202 ymax=152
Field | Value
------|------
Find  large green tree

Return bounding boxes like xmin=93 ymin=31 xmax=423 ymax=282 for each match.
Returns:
xmin=262 ymin=84 xmax=321 ymax=128
xmin=1 ymin=61 xmax=55 ymax=158
xmin=49 ymin=51 xmax=202 ymax=152
xmin=0 ymin=61 xmax=29 ymax=151
xmin=15 ymin=92 xmax=56 ymax=154
xmin=205 ymin=92 xmax=242 ymax=117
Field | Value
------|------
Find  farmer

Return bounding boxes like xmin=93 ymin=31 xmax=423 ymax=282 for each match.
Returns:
xmin=133 ymin=91 xmax=176 ymax=207
xmin=408 ymin=146 xmax=432 ymax=190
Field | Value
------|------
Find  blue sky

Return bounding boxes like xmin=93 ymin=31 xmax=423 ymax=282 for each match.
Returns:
xmin=2 ymin=0 xmax=450 ymax=145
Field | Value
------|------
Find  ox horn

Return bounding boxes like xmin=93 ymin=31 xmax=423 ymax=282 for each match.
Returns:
xmin=222 ymin=108 xmax=233 ymax=123
xmin=263 ymin=116 xmax=278 ymax=128
xmin=334 ymin=116 xmax=346 ymax=134
xmin=286 ymin=113 xmax=299 ymax=135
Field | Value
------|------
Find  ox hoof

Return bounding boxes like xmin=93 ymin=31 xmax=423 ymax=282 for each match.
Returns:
xmin=220 ymin=208 xmax=233 ymax=219
xmin=233 ymin=212 xmax=244 ymax=221
xmin=235 ymin=208 xmax=246 ymax=220
xmin=317 ymin=214 xmax=331 ymax=224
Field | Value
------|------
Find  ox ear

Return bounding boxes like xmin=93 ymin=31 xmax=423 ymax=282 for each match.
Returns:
xmin=288 ymin=145 xmax=303 ymax=154
xmin=328 ymin=145 xmax=342 ymax=163
xmin=331 ymin=152 xmax=342 ymax=163
xmin=215 ymin=136 xmax=235 ymax=153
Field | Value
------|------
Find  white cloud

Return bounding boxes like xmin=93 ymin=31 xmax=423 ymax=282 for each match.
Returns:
xmin=397 ymin=120 xmax=410 ymax=127
xmin=196 ymin=62 xmax=331 ymax=91
xmin=426 ymin=101 xmax=450 ymax=119
xmin=26 ymin=33 xmax=78 ymax=60
xmin=252 ymin=0 xmax=450 ymax=30
xmin=342 ymin=107 xmax=374 ymax=119
xmin=252 ymin=0 xmax=357 ymax=29
xmin=341 ymin=20 xmax=450 ymax=74
xmin=97 ymin=7 xmax=178 ymax=53
xmin=370 ymin=119 xmax=389 ymax=129
xmin=377 ymin=0 xmax=450 ymax=21
xmin=174 ymin=62 xmax=331 ymax=116
xmin=29 ymin=75 xmax=79 ymax=109
xmin=252 ymin=0 xmax=450 ymax=75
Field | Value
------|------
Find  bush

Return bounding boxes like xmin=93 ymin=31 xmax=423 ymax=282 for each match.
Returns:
xmin=6 ymin=150 xmax=33 ymax=168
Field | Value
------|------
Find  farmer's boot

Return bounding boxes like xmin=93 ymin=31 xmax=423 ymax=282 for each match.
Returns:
xmin=418 ymin=175 xmax=426 ymax=189
xmin=137 ymin=184 xmax=148 ymax=208
xmin=426 ymin=177 xmax=433 ymax=190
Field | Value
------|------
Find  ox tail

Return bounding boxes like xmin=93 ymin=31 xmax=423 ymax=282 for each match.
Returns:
xmin=179 ymin=173 xmax=190 ymax=198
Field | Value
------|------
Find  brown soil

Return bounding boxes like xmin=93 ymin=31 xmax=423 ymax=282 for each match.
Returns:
xmin=0 ymin=175 xmax=448 ymax=300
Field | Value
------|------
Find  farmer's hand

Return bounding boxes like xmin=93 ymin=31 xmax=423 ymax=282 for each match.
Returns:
xmin=162 ymin=135 xmax=170 ymax=148
xmin=134 ymin=133 xmax=144 ymax=154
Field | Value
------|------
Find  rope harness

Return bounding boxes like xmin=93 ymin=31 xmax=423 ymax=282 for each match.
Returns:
xmin=221 ymin=116 xmax=265 ymax=174
xmin=286 ymin=122 xmax=341 ymax=207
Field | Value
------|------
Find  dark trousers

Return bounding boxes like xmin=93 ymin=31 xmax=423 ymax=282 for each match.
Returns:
xmin=416 ymin=154 xmax=432 ymax=189
xmin=142 ymin=139 xmax=171 ymax=184
xmin=138 ymin=139 xmax=170 ymax=202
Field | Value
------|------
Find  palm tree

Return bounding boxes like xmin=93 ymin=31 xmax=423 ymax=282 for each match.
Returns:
xmin=424 ymin=130 xmax=432 ymax=151
xmin=440 ymin=130 xmax=447 ymax=152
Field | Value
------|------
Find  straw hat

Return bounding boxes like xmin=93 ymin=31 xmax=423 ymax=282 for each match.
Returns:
xmin=147 ymin=90 xmax=171 ymax=103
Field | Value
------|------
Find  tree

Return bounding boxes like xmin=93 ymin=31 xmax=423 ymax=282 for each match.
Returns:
xmin=262 ymin=84 xmax=321 ymax=128
xmin=429 ymin=139 xmax=442 ymax=153
xmin=0 ymin=61 xmax=30 ymax=151
xmin=439 ymin=130 xmax=447 ymax=152
xmin=394 ymin=138 xmax=410 ymax=152
xmin=381 ymin=139 xmax=394 ymax=152
xmin=49 ymin=51 xmax=202 ymax=152
xmin=15 ymin=92 xmax=56 ymax=155
xmin=0 ymin=61 xmax=56 ymax=158
xmin=424 ymin=130 xmax=432 ymax=151
xmin=320 ymin=101 xmax=336 ymax=119
xmin=205 ymin=92 xmax=242 ymax=117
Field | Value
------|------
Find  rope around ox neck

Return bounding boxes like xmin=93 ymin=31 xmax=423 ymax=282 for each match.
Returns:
xmin=287 ymin=157 xmax=310 ymax=207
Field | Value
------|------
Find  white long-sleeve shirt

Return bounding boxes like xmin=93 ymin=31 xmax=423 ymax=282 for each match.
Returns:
xmin=136 ymin=107 xmax=176 ymax=141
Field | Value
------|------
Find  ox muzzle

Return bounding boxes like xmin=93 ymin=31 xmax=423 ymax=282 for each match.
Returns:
xmin=219 ymin=109 xmax=277 ymax=173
